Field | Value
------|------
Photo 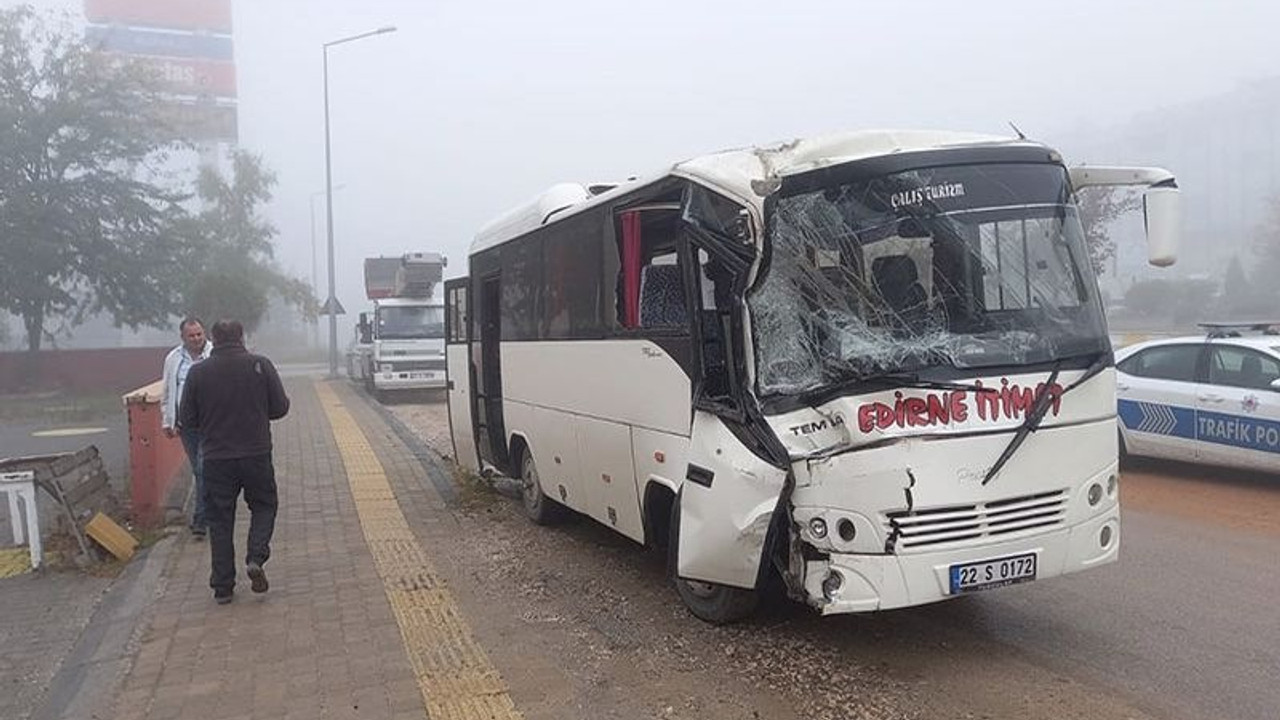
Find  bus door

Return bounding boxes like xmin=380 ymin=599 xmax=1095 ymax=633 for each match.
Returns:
xmin=443 ymin=277 xmax=478 ymax=473
xmin=675 ymin=203 xmax=790 ymax=590
xmin=473 ymin=273 xmax=508 ymax=472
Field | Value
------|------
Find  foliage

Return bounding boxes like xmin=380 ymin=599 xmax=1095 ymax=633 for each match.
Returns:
xmin=1252 ymin=197 xmax=1280 ymax=302
xmin=178 ymin=151 xmax=316 ymax=333
xmin=0 ymin=6 xmax=185 ymax=351
xmin=1075 ymin=187 xmax=1141 ymax=276
xmin=1124 ymin=277 xmax=1217 ymax=323
xmin=1221 ymin=255 xmax=1269 ymax=316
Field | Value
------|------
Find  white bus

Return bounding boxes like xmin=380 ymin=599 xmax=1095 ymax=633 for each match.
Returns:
xmin=443 ymin=130 xmax=1180 ymax=623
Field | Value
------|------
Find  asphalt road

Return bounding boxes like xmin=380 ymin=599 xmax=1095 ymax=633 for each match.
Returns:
xmin=0 ymin=416 xmax=128 ymax=480
xmin=962 ymin=499 xmax=1278 ymax=720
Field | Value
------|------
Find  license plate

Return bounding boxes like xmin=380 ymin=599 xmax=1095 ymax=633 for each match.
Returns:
xmin=948 ymin=552 xmax=1037 ymax=594
xmin=410 ymin=372 xmax=438 ymax=380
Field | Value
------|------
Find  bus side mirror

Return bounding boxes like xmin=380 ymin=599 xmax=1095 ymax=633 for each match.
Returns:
xmin=1143 ymin=182 xmax=1180 ymax=268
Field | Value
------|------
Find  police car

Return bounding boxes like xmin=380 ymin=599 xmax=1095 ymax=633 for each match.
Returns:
xmin=1115 ymin=322 xmax=1280 ymax=473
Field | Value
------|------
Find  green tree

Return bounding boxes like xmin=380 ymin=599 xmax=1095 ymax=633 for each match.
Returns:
xmin=1221 ymin=255 xmax=1265 ymax=315
xmin=179 ymin=151 xmax=315 ymax=333
xmin=1075 ymin=186 xmax=1141 ymax=276
xmin=1252 ymin=197 xmax=1280 ymax=302
xmin=0 ymin=6 xmax=186 ymax=351
xmin=1125 ymin=277 xmax=1216 ymax=323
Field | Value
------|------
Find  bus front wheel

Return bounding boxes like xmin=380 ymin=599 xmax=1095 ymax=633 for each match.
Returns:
xmin=668 ymin=497 xmax=759 ymax=625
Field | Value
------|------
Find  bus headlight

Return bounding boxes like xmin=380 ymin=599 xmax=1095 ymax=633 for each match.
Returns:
xmin=821 ymin=571 xmax=844 ymax=600
xmin=808 ymin=518 xmax=828 ymax=539
xmin=1087 ymin=483 xmax=1104 ymax=506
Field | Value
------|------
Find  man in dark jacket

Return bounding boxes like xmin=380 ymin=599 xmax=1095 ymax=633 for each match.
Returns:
xmin=179 ymin=319 xmax=290 ymax=604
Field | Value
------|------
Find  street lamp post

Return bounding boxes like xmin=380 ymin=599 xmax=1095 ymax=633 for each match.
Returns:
xmin=310 ymin=185 xmax=345 ymax=349
xmin=323 ymin=25 xmax=396 ymax=378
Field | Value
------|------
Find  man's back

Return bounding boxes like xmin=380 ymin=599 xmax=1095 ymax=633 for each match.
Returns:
xmin=180 ymin=342 xmax=290 ymax=461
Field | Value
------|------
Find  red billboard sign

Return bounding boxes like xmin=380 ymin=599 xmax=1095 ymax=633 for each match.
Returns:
xmin=84 ymin=0 xmax=233 ymax=34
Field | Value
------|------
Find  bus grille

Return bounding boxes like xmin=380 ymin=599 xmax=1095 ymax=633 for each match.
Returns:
xmin=882 ymin=489 xmax=1068 ymax=550
xmin=391 ymin=359 xmax=445 ymax=372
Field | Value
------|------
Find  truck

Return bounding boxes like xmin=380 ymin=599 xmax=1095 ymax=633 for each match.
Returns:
xmin=348 ymin=252 xmax=448 ymax=400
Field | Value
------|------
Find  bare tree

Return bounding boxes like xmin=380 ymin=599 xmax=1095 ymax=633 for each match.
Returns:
xmin=1075 ymin=187 xmax=1141 ymax=276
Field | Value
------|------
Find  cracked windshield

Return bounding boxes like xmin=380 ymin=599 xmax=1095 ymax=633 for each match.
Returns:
xmin=1 ymin=1 xmax=1278 ymax=720
xmin=753 ymin=163 xmax=1107 ymax=396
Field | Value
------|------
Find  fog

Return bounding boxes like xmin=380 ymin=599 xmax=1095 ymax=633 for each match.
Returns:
xmin=10 ymin=0 xmax=1280 ymax=344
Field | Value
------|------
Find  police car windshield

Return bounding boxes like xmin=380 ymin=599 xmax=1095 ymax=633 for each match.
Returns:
xmin=752 ymin=162 xmax=1107 ymax=397
xmin=377 ymin=306 xmax=445 ymax=339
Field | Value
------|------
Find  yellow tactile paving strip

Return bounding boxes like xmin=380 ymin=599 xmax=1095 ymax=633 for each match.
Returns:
xmin=315 ymin=381 xmax=523 ymax=720
xmin=0 ymin=548 xmax=32 ymax=578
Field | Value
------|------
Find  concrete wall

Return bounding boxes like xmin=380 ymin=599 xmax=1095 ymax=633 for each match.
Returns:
xmin=0 ymin=347 xmax=170 ymax=394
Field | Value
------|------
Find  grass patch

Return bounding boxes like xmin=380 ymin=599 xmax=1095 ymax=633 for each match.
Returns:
xmin=0 ymin=390 xmax=125 ymax=425
xmin=452 ymin=464 xmax=508 ymax=513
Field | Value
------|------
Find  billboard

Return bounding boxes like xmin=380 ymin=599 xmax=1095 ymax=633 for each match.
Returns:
xmin=84 ymin=0 xmax=232 ymax=34
xmin=136 ymin=57 xmax=237 ymax=98
xmin=83 ymin=0 xmax=237 ymax=144
xmin=85 ymin=25 xmax=234 ymax=61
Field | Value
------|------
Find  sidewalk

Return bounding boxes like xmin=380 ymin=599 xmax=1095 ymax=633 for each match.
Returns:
xmin=101 ymin=378 xmax=520 ymax=720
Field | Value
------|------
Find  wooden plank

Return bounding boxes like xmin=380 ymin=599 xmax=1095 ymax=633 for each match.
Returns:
xmin=85 ymin=512 xmax=137 ymax=562
xmin=65 ymin=473 xmax=111 ymax=507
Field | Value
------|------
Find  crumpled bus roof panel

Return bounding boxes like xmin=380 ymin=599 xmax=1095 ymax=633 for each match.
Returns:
xmin=472 ymin=129 xmax=1031 ymax=255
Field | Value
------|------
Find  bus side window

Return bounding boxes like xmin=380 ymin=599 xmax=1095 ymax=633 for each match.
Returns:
xmin=617 ymin=208 xmax=687 ymax=332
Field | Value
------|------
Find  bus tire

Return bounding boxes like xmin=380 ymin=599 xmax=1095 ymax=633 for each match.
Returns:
xmin=520 ymin=450 xmax=568 ymax=526
xmin=668 ymin=497 xmax=759 ymax=625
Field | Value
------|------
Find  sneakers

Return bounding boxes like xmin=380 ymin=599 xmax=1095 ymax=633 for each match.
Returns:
xmin=246 ymin=562 xmax=269 ymax=594
xmin=214 ymin=589 xmax=234 ymax=605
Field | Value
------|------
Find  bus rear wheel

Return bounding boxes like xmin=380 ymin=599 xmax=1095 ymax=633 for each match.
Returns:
xmin=668 ymin=497 xmax=759 ymax=625
xmin=520 ymin=451 xmax=568 ymax=525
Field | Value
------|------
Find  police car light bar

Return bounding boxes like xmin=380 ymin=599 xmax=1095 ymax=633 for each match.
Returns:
xmin=1197 ymin=321 xmax=1280 ymax=338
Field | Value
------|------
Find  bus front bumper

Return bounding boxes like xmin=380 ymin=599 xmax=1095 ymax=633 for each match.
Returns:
xmin=803 ymin=509 xmax=1120 ymax=615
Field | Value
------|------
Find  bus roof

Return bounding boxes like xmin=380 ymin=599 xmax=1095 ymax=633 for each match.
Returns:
xmin=471 ymin=128 xmax=1029 ymax=255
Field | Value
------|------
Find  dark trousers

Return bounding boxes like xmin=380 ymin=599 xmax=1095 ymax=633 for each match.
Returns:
xmin=203 ymin=454 xmax=278 ymax=592
xmin=179 ymin=428 xmax=207 ymax=529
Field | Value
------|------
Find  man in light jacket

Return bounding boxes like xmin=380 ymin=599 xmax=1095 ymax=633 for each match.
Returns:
xmin=161 ymin=317 xmax=212 ymax=537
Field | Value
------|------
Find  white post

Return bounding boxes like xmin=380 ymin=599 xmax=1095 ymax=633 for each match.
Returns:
xmin=1 ymin=471 xmax=40 ymax=569
xmin=7 ymin=489 xmax=22 ymax=545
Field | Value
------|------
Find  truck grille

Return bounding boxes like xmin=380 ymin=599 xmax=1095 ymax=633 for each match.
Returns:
xmin=391 ymin=359 xmax=445 ymax=372
xmin=882 ymin=489 xmax=1068 ymax=550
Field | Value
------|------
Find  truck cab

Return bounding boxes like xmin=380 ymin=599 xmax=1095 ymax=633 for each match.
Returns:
xmin=351 ymin=252 xmax=448 ymax=400
xmin=361 ymin=298 xmax=447 ymax=397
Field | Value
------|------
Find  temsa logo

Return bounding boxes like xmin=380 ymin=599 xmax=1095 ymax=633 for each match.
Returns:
xmin=788 ymin=414 xmax=846 ymax=436
xmin=855 ymin=379 xmax=1065 ymax=433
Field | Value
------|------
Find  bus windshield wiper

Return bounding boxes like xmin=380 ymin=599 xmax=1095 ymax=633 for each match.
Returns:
xmin=981 ymin=351 xmax=1111 ymax=486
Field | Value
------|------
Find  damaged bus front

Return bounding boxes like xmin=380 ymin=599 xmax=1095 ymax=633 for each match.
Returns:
xmin=675 ymin=141 xmax=1180 ymax=620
